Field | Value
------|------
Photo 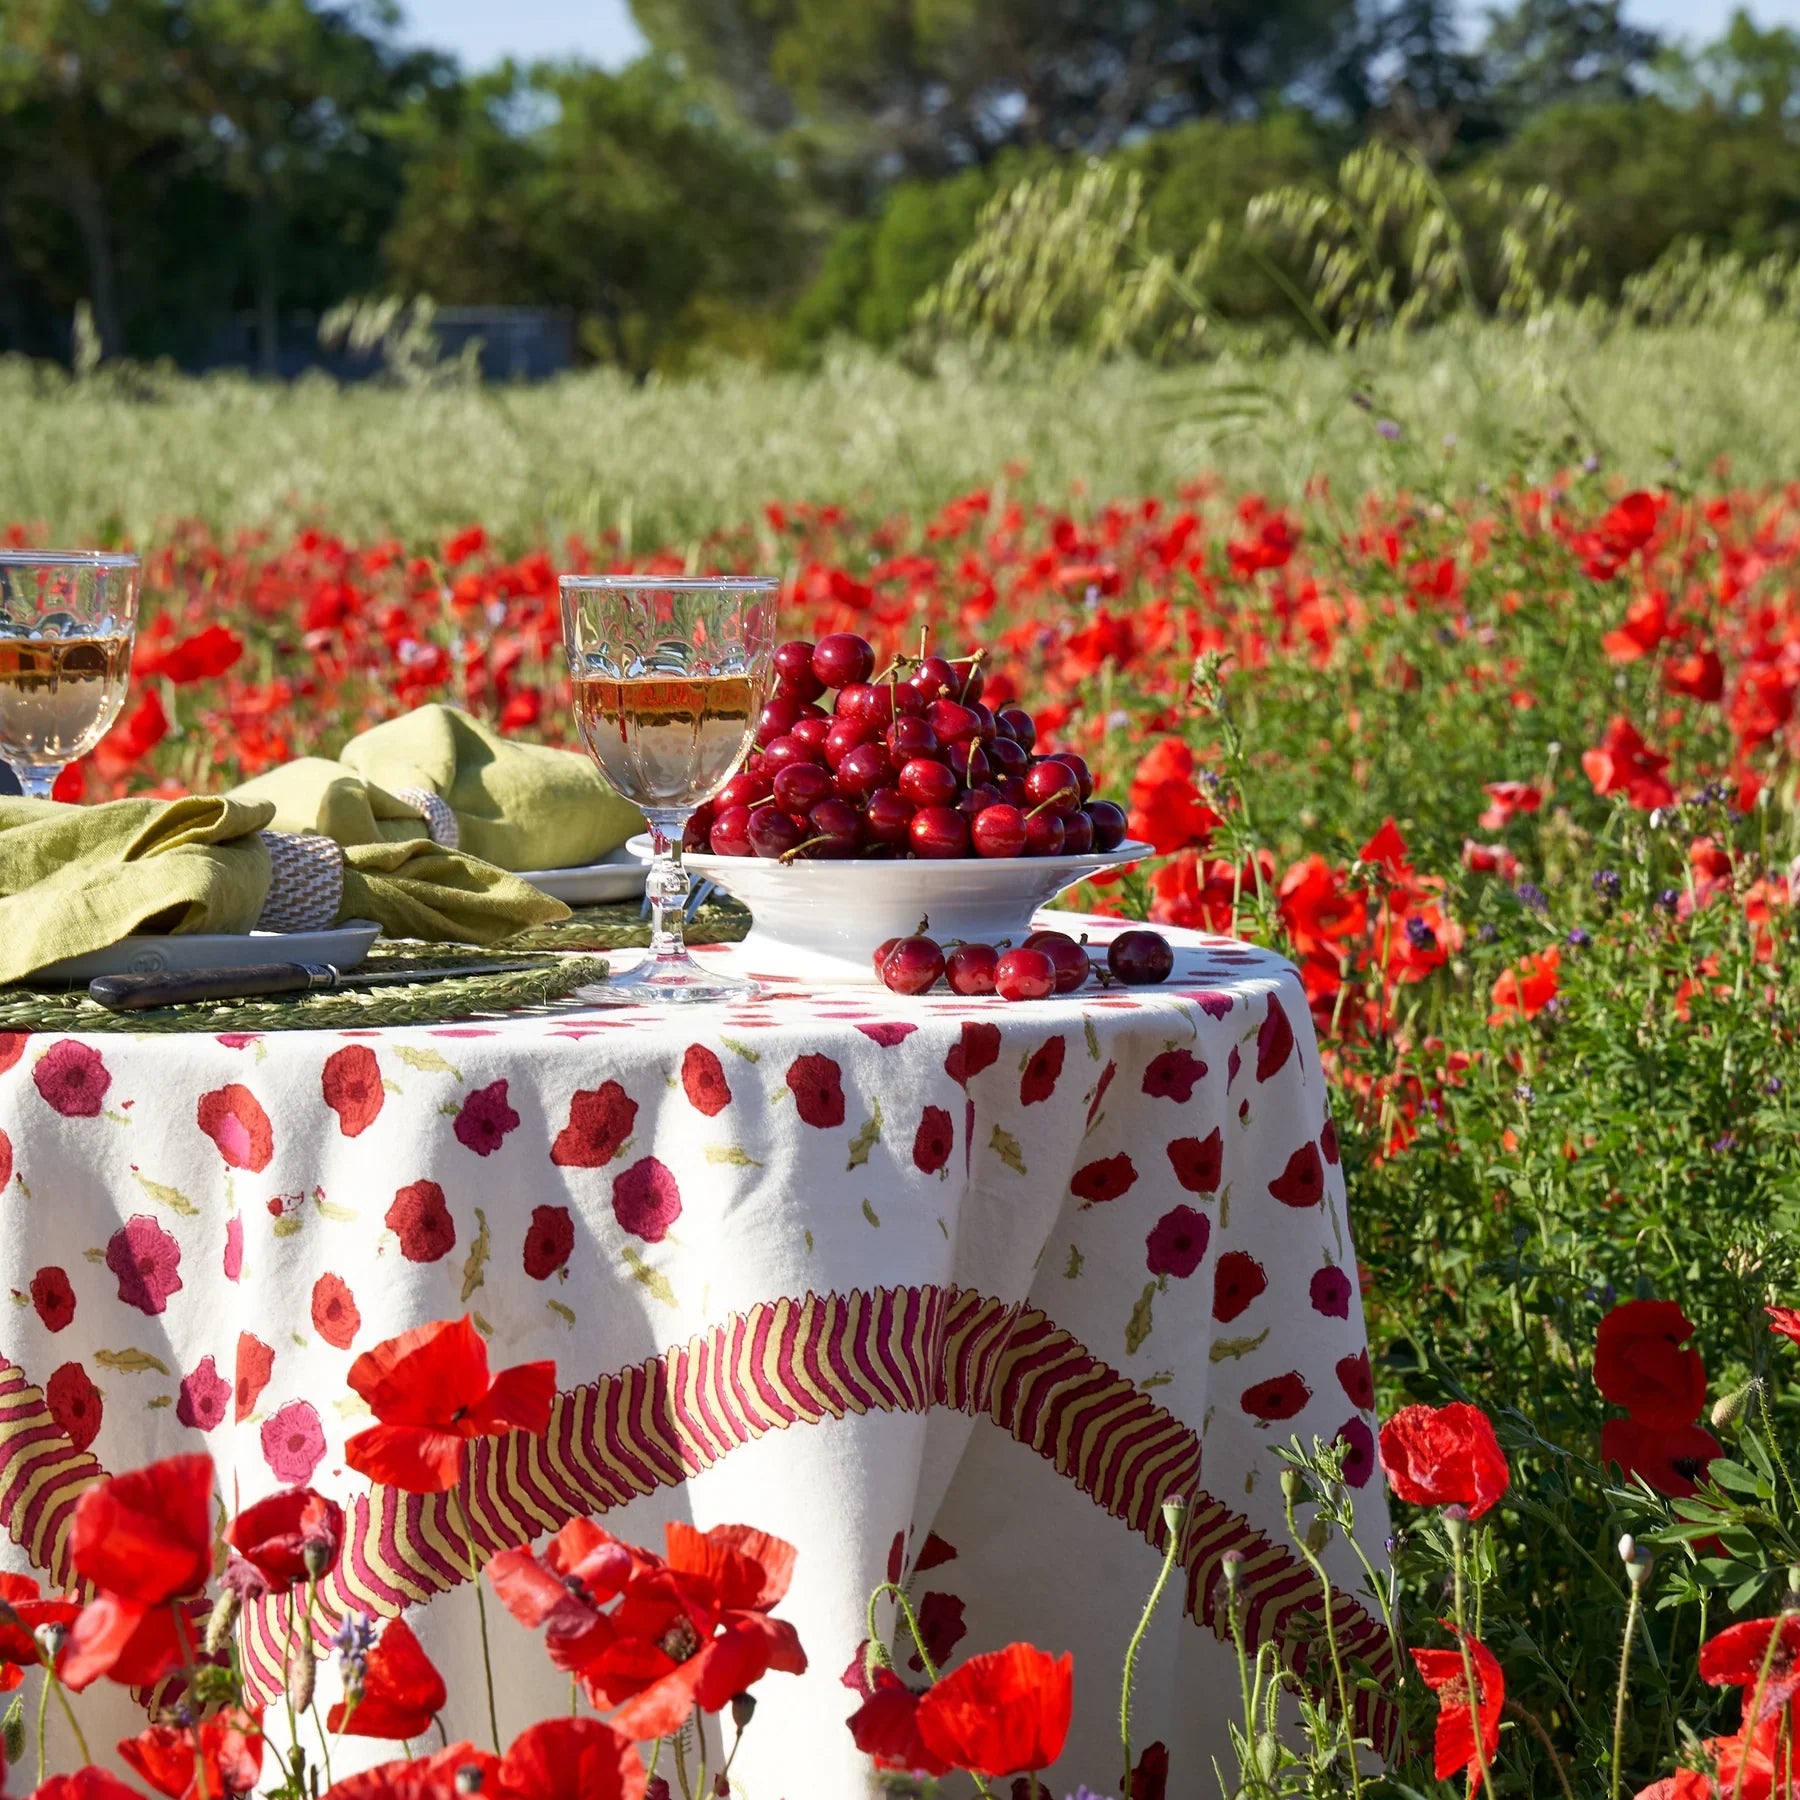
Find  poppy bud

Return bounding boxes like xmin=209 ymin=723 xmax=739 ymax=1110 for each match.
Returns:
xmin=1255 ymin=1734 xmax=1280 ymax=1780
xmin=304 ymin=1536 xmax=335 ymax=1579
xmin=205 ymin=1590 xmax=242 ymax=1655
xmin=1162 ymin=1493 xmax=1188 ymax=1539
xmin=646 ymin=1781 xmax=673 ymax=1800
xmin=1222 ymin=1548 xmax=1245 ymax=1591
xmin=288 ymin=1634 xmax=316 ymax=1713
xmin=713 ymin=1778 xmax=731 ymax=1798
xmin=33 ymin=1621 xmax=66 ymax=1662
xmin=1617 ymin=1534 xmax=1635 ymax=1564
xmin=2 ymin=1694 xmax=23 ymax=1766
xmin=1305 ymin=1516 xmax=1331 ymax=1556
xmin=455 ymin=1768 xmax=484 ymax=1795
xmin=1711 ymin=1381 xmax=1759 ymax=1428
xmin=730 ymin=1693 xmax=756 ymax=1731
xmin=1280 ymin=1468 xmax=1305 ymax=1502
xmin=1443 ymin=1504 xmax=1470 ymax=1549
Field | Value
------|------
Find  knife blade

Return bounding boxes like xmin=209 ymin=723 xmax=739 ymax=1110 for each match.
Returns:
xmin=88 ymin=960 xmax=555 ymax=1013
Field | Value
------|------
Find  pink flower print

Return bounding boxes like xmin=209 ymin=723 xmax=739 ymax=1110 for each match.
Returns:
xmin=1145 ymin=1206 xmax=1211 ymax=1279
xmin=33 ymin=1041 xmax=110 ymax=1117
xmin=1336 ymin=1417 xmax=1376 ymax=1487
xmin=106 ymin=1215 xmax=183 ymax=1316
xmin=177 ymin=1357 xmax=230 ymax=1432
xmin=612 ymin=1157 xmax=682 ymax=1242
xmin=197 ymin=1084 xmax=274 ymax=1172
xmin=45 ymin=1362 xmax=101 ymax=1452
xmin=1255 ymin=994 xmax=1295 ymax=1081
xmin=1310 ymin=1265 xmax=1352 ymax=1318
xmin=261 ymin=1400 xmax=325 ymax=1484
xmin=786 ymin=1055 xmax=845 ymax=1128
xmin=223 ymin=1216 xmax=244 ymax=1282
xmin=29 ymin=1266 xmax=74 ymax=1333
xmin=0 ymin=1127 xmax=13 ymax=1191
xmin=455 ymin=1079 xmax=520 ymax=1157
xmin=856 ymin=1022 xmax=916 ymax=1047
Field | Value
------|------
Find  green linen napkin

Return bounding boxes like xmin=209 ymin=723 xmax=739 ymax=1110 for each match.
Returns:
xmin=0 ymin=795 xmax=570 ymax=982
xmin=237 ymin=705 xmax=639 ymax=871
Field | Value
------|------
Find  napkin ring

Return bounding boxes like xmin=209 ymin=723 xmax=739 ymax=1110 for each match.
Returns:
xmin=257 ymin=831 xmax=345 ymax=933
xmin=394 ymin=786 xmax=461 ymax=850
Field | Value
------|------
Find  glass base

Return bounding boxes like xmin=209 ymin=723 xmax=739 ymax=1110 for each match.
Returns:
xmin=577 ymin=951 xmax=759 ymax=1007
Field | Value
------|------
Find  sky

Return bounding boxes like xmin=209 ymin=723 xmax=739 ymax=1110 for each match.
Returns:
xmin=394 ymin=0 xmax=1798 ymax=73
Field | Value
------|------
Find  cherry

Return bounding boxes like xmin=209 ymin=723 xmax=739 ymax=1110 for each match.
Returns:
xmin=899 ymin=758 xmax=958 ymax=808
xmin=944 ymin=942 xmax=999 ymax=995
xmin=1046 ymin=751 xmax=1094 ymax=802
xmin=806 ymin=797 xmax=862 ymax=858
xmin=863 ymin=787 xmax=915 ymax=846
xmin=1023 ymin=760 xmax=1082 ymax=817
xmin=926 ymin=699 xmax=979 ymax=745
xmin=1024 ymin=809 xmax=1067 ymax=856
xmin=1061 ymin=808 xmax=1095 ymax=855
xmin=709 ymin=805 xmax=753 ymax=857
xmin=771 ymin=762 xmax=832 ymax=813
xmin=747 ymin=808 xmax=805 ymax=860
xmin=847 ymin=682 xmax=895 ymax=727
xmin=891 ymin=681 xmax=929 ymax=719
xmin=949 ymin=657 xmax=985 ymax=705
xmin=971 ymin=803 xmax=1027 ymax=858
xmin=873 ymin=936 xmax=901 ymax=976
xmin=912 ymin=655 xmax=956 ymax=702
xmin=956 ymin=782 xmax=1004 ymax=824
xmin=823 ymin=717 xmax=872 ymax=769
xmin=812 ymin=633 xmax=876 ymax=690
xmin=996 ymin=705 xmax=1036 ymax=750
xmin=955 ymin=742 xmax=992 ymax=788
xmin=790 ymin=715 xmax=832 ymax=752
xmin=1087 ymin=799 xmax=1128 ymax=851
xmin=909 ymin=805 xmax=969 ymax=859
xmin=776 ymin=663 xmax=825 ymax=705
xmin=773 ymin=639 xmax=816 ymax=682
xmin=985 ymin=734 xmax=1029 ymax=776
xmin=878 ymin=933 xmax=945 ymax=995
xmin=967 ymin=701 xmax=998 ymax=743
xmin=762 ymin=733 xmax=820 ymax=773
xmin=755 ymin=694 xmax=803 ymax=747
xmin=1023 ymin=929 xmax=1090 ymax=994
xmin=717 ymin=769 xmax=770 ymax=810
xmin=994 ymin=946 xmax=1055 ymax=1002
xmin=684 ymin=804 xmax=714 ymax=851
xmin=888 ymin=716 xmax=940 ymax=762
xmin=995 ymin=773 xmax=1029 ymax=809
xmin=836 ymin=740 xmax=895 ymax=799
xmin=1107 ymin=930 xmax=1174 ymax=985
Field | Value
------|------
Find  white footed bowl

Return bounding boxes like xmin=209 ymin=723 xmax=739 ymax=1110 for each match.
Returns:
xmin=627 ymin=834 xmax=1149 ymax=983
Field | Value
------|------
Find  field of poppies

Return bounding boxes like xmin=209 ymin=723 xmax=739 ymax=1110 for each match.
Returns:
xmin=11 ymin=366 xmax=1800 ymax=1796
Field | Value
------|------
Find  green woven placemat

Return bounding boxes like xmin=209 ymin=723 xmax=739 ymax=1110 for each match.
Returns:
xmin=0 ymin=944 xmax=611 ymax=1035
xmin=502 ymin=896 xmax=751 ymax=953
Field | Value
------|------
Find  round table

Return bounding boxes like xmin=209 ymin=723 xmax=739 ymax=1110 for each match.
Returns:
xmin=0 ymin=917 xmax=1391 ymax=1795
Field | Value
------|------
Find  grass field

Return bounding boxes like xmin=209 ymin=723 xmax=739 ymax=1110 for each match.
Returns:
xmin=10 ymin=319 xmax=1800 ymax=543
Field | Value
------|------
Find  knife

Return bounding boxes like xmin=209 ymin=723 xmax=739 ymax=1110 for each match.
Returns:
xmin=88 ymin=960 xmax=555 ymax=1013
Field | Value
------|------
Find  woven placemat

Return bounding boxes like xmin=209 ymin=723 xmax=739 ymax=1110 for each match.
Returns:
xmin=502 ymin=896 xmax=751 ymax=954
xmin=0 ymin=944 xmax=611 ymax=1036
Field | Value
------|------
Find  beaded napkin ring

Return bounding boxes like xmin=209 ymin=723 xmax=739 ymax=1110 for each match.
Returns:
xmin=256 ymin=830 xmax=345 ymax=931
xmin=393 ymin=785 xmax=461 ymax=849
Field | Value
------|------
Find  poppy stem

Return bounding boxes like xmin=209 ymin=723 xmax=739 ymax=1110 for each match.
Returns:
xmin=1731 ymin=1627 xmax=1783 ymax=1800
xmin=1609 ymin=1579 xmax=1643 ymax=1800
xmin=47 ymin=1671 xmax=90 ymax=1769
xmin=866 ymin=1582 xmax=997 ymax=1800
xmin=34 ymin=1658 xmax=48 ymax=1787
xmin=1119 ymin=1497 xmax=1185 ymax=1798
xmin=448 ymin=1485 xmax=501 ymax=1754
xmin=306 ymin=1579 xmax=333 ymax=1790
xmin=1451 ymin=1532 xmax=1494 ymax=1800
xmin=1283 ymin=1480 xmax=1362 ymax=1800
xmin=690 ymin=1701 xmax=708 ymax=1796
xmin=1504 ymin=1700 xmax=1575 ymax=1800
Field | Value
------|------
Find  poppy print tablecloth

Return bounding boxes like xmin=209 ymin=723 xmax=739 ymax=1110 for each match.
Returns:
xmin=0 ymin=917 xmax=1389 ymax=1795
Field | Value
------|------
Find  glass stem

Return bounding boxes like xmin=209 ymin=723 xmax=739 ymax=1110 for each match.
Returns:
xmin=645 ymin=810 xmax=695 ymax=965
xmin=13 ymin=763 xmax=60 ymax=801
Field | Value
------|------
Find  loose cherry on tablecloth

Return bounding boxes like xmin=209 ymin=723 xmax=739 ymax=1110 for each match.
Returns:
xmin=874 ymin=920 xmax=1175 ymax=1001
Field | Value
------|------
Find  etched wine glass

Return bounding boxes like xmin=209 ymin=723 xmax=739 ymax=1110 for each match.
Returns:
xmin=561 ymin=574 xmax=776 ymax=1004
xmin=0 ymin=552 xmax=139 ymax=799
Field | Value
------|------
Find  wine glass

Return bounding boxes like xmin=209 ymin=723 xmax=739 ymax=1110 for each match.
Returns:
xmin=561 ymin=574 xmax=776 ymax=1004
xmin=0 ymin=552 xmax=139 ymax=799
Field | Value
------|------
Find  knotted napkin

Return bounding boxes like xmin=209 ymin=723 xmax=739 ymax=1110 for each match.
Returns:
xmin=235 ymin=704 xmax=640 ymax=871
xmin=0 ymin=796 xmax=568 ymax=982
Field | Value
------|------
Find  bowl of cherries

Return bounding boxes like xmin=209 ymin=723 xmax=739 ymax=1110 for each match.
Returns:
xmin=628 ymin=632 xmax=1150 ymax=983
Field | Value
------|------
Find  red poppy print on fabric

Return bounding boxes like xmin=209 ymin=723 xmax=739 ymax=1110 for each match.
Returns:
xmin=613 ymin=1157 xmax=681 ymax=1242
xmin=1256 ymin=994 xmax=1294 ymax=1081
xmin=1146 ymin=1206 xmax=1211 ymax=1278
xmin=1020 ymin=1036 xmax=1066 ymax=1105
xmin=1321 ymin=1118 xmax=1340 ymax=1164
xmin=223 ymin=1216 xmax=243 ymax=1282
xmin=680 ymin=1045 xmax=731 ymax=1116
xmin=0 ymin=1128 xmax=13 ymax=1191
xmin=1337 ymin=1349 xmax=1375 ymax=1410
xmin=1213 ymin=1251 xmax=1268 ymax=1322
xmin=311 ymin=1273 xmax=361 ymax=1350
xmin=1142 ymin=1048 xmax=1205 ymax=1101
xmin=857 ymin=1021 xmax=916 ymax=1047
xmin=29 ymin=1266 xmax=74 ymax=1332
xmin=33 ymin=1041 xmax=111 ymax=1117
xmin=262 ymin=1400 xmax=326 ymax=1484
xmin=0 ymin=1032 xmax=26 ymax=1075
xmin=908 ymin=1591 xmax=967 ymax=1674
xmin=550 ymin=1082 xmax=638 ymax=1167
xmin=197 ymin=1084 xmax=275 ymax=1172
xmin=386 ymin=1180 xmax=456 ymax=1262
xmin=321 ymin=1045 xmax=383 ymax=1137
xmin=45 ymin=1362 xmax=101 ymax=1451
xmin=1310 ymin=1265 xmax=1353 ymax=1318
xmin=945 ymin=1022 xmax=1001 ymax=1088
xmin=1268 ymin=1140 xmax=1325 ymax=1207
xmin=106 ymin=1215 xmax=183 ymax=1316
xmin=1072 ymin=1154 xmax=1137 ymax=1205
xmin=1336 ymin=1417 xmax=1376 ymax=1487
xmin=523 ymin=1205 xmax=574 ymax=1279
xmin=455 ymin=1078 xmax=520 ymax=1156
xmin=236 ymin=1333 xmax=274 ymax=1422
xmin=1086 ymin=1060 xmax=1116 ymax=1127
xmin=913 ymin=1107 xmax=954 ymax=1174
xmin=176 ymin=1357 xmax=230 ymax=1432
xmin=1241 ymin=1371 xmax=1312 ymax=1420
xmin=1167 ymin=1130 xmax=1222 ymax=1194
xmin=786 ymin=1054 xmax=846 ymax=1127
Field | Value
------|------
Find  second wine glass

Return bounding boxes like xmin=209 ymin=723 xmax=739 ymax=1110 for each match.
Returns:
xmin=562 ymin=574 xmax=776 ymax=1004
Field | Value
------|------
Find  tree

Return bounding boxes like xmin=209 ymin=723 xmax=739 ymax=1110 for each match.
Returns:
xmin=1482 ymin=0 xmax=1661 ymax=124
xmin=630 ymin=0 xmax=1363 ymax=177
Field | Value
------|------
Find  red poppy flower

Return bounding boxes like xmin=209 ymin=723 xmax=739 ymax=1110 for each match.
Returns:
xmin=31 ymin=1773 xmax=148 ymax=1800
xmin=1581 ymin=715 xmax=1674 ymax=811
xmin=326 ymin=1618 xmax=447 ymax=1739
xmin=70 ymin=1454 xmax=215 ymax=1606
xmin=914 ymin=1643 xmax=1073 ymax=1777
xmin=1766 ymin=1306 xmax=1800 ymax=1345
xmin=1477 ymin=782 xmax=1543 ymax=830
xmin=1600 ymin=1417 xmax=1721 ymax=1498
xmin=495 ymin=1718 xmax=645 ymax=1800
xmin=846 ymin=1666 xmax=952 ymax=1777
xmin=1126 ymin=739 xmax=1220 ymax=855
xmin=344 ymin=1315 xmax=556 ymax=1493
xmin=1378 ymin=1403 xmax=1510 ymax=1518
xmin=322 ymin=1744 xmax=499 ymax=1800
xmin=487 ymin=1518 xmax=638 ymax=1673
xmin=1412 ymin=1626 xmax=1503 ymax=1794
xmin=1488 ymin=946 xmax=1561 ymax=1024
xmin=120 ymin=1706 xmax=264 ymax=1799
xmin=1698 ymin=1615 xmax=1800 ymax=1719
xmin=225 ymin=1487 xmax=345 ymax=1592
xmin=1594 ymin=1299 xmax=1708 ymax=1427
xmin=0 ymin=1573 xmax=79 ymax=1687
xmin=60 ymin=1593 xmax=203 ymax=1692
xmin=1666 ymin=1718 xmax=1780 ymax=1800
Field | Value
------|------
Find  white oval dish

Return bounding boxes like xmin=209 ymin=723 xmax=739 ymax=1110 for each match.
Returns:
xmin=626 ymin=834 xmax=1147 ymax=983
xmin=515 ymin=843 xmax=649 ymax=905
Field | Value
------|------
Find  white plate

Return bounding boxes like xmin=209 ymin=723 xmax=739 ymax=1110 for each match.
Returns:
xmin=515 ymin=844 xmax=648 ymax=905
xmin=32 ymin=921 xmax=384 ymax=985
xmin=625 ymin=833 xmax=1149 ymax=983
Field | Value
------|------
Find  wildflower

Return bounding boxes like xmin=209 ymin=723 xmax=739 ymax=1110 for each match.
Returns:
xmin=0 ymin=1574 xmax=79 ymax=1687
xmin=1594 ymin=1299 xmax=1708 ymax=1427
xmin=225 ymin=1487 xmax=345 ymax=1593
xmin=1698 ymin=1614 xmax=1800 ymax=1719
xmin=1377 ymin=1403 xmax=1510 ymax=1519
xmin=1566 ymin=926 xmax=1590 ymax=947
xmin=494 ymin=1718 xmax=644 ymax=1800
xmin=1582 ymin=716 xmax=1674 ymax=810
xmin=1767 ymin=1306 xmax=1800 ymax=1343
xmin=1514 ymin=883 xmax=1547 ymax=914
xmin=1600 ymin=1417 xmax=1721 ymax=1498
xmin=1411 ymin=1625 xmax=1503 ymax=1795
xmin=913 ymin=1643 xmax=1073 ymax=1779
xmin=1376 ymin=419 xmax=1402 ymax=441
xmin=1656 ymin=888 xmax=1680 ymax=911
xmin=1488 ymin=947 xmax=1560 ymax=1024
xmin=1404 ymin=916 xmax=1437 ymax=952
xmin=1513 ymin=1083 xmax=1535 ymax=1106
xmin=326 ymin=1617 xmax=446 ymax=1739
xmin=1593 ymin=868 xmax=1622 ymax=899
xmin=119 ymin=1708 xmax=264 ymax=1799
xmin=846 ymin=1667 xmax=951 ymax=1777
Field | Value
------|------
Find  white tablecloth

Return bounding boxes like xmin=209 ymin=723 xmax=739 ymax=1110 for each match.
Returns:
xmin=0 ymin=918 xmax=1389 ymax=1795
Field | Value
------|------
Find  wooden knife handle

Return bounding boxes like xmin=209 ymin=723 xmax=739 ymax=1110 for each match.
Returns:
xmin=88 ymin=962 xmax=336 ymax=1012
